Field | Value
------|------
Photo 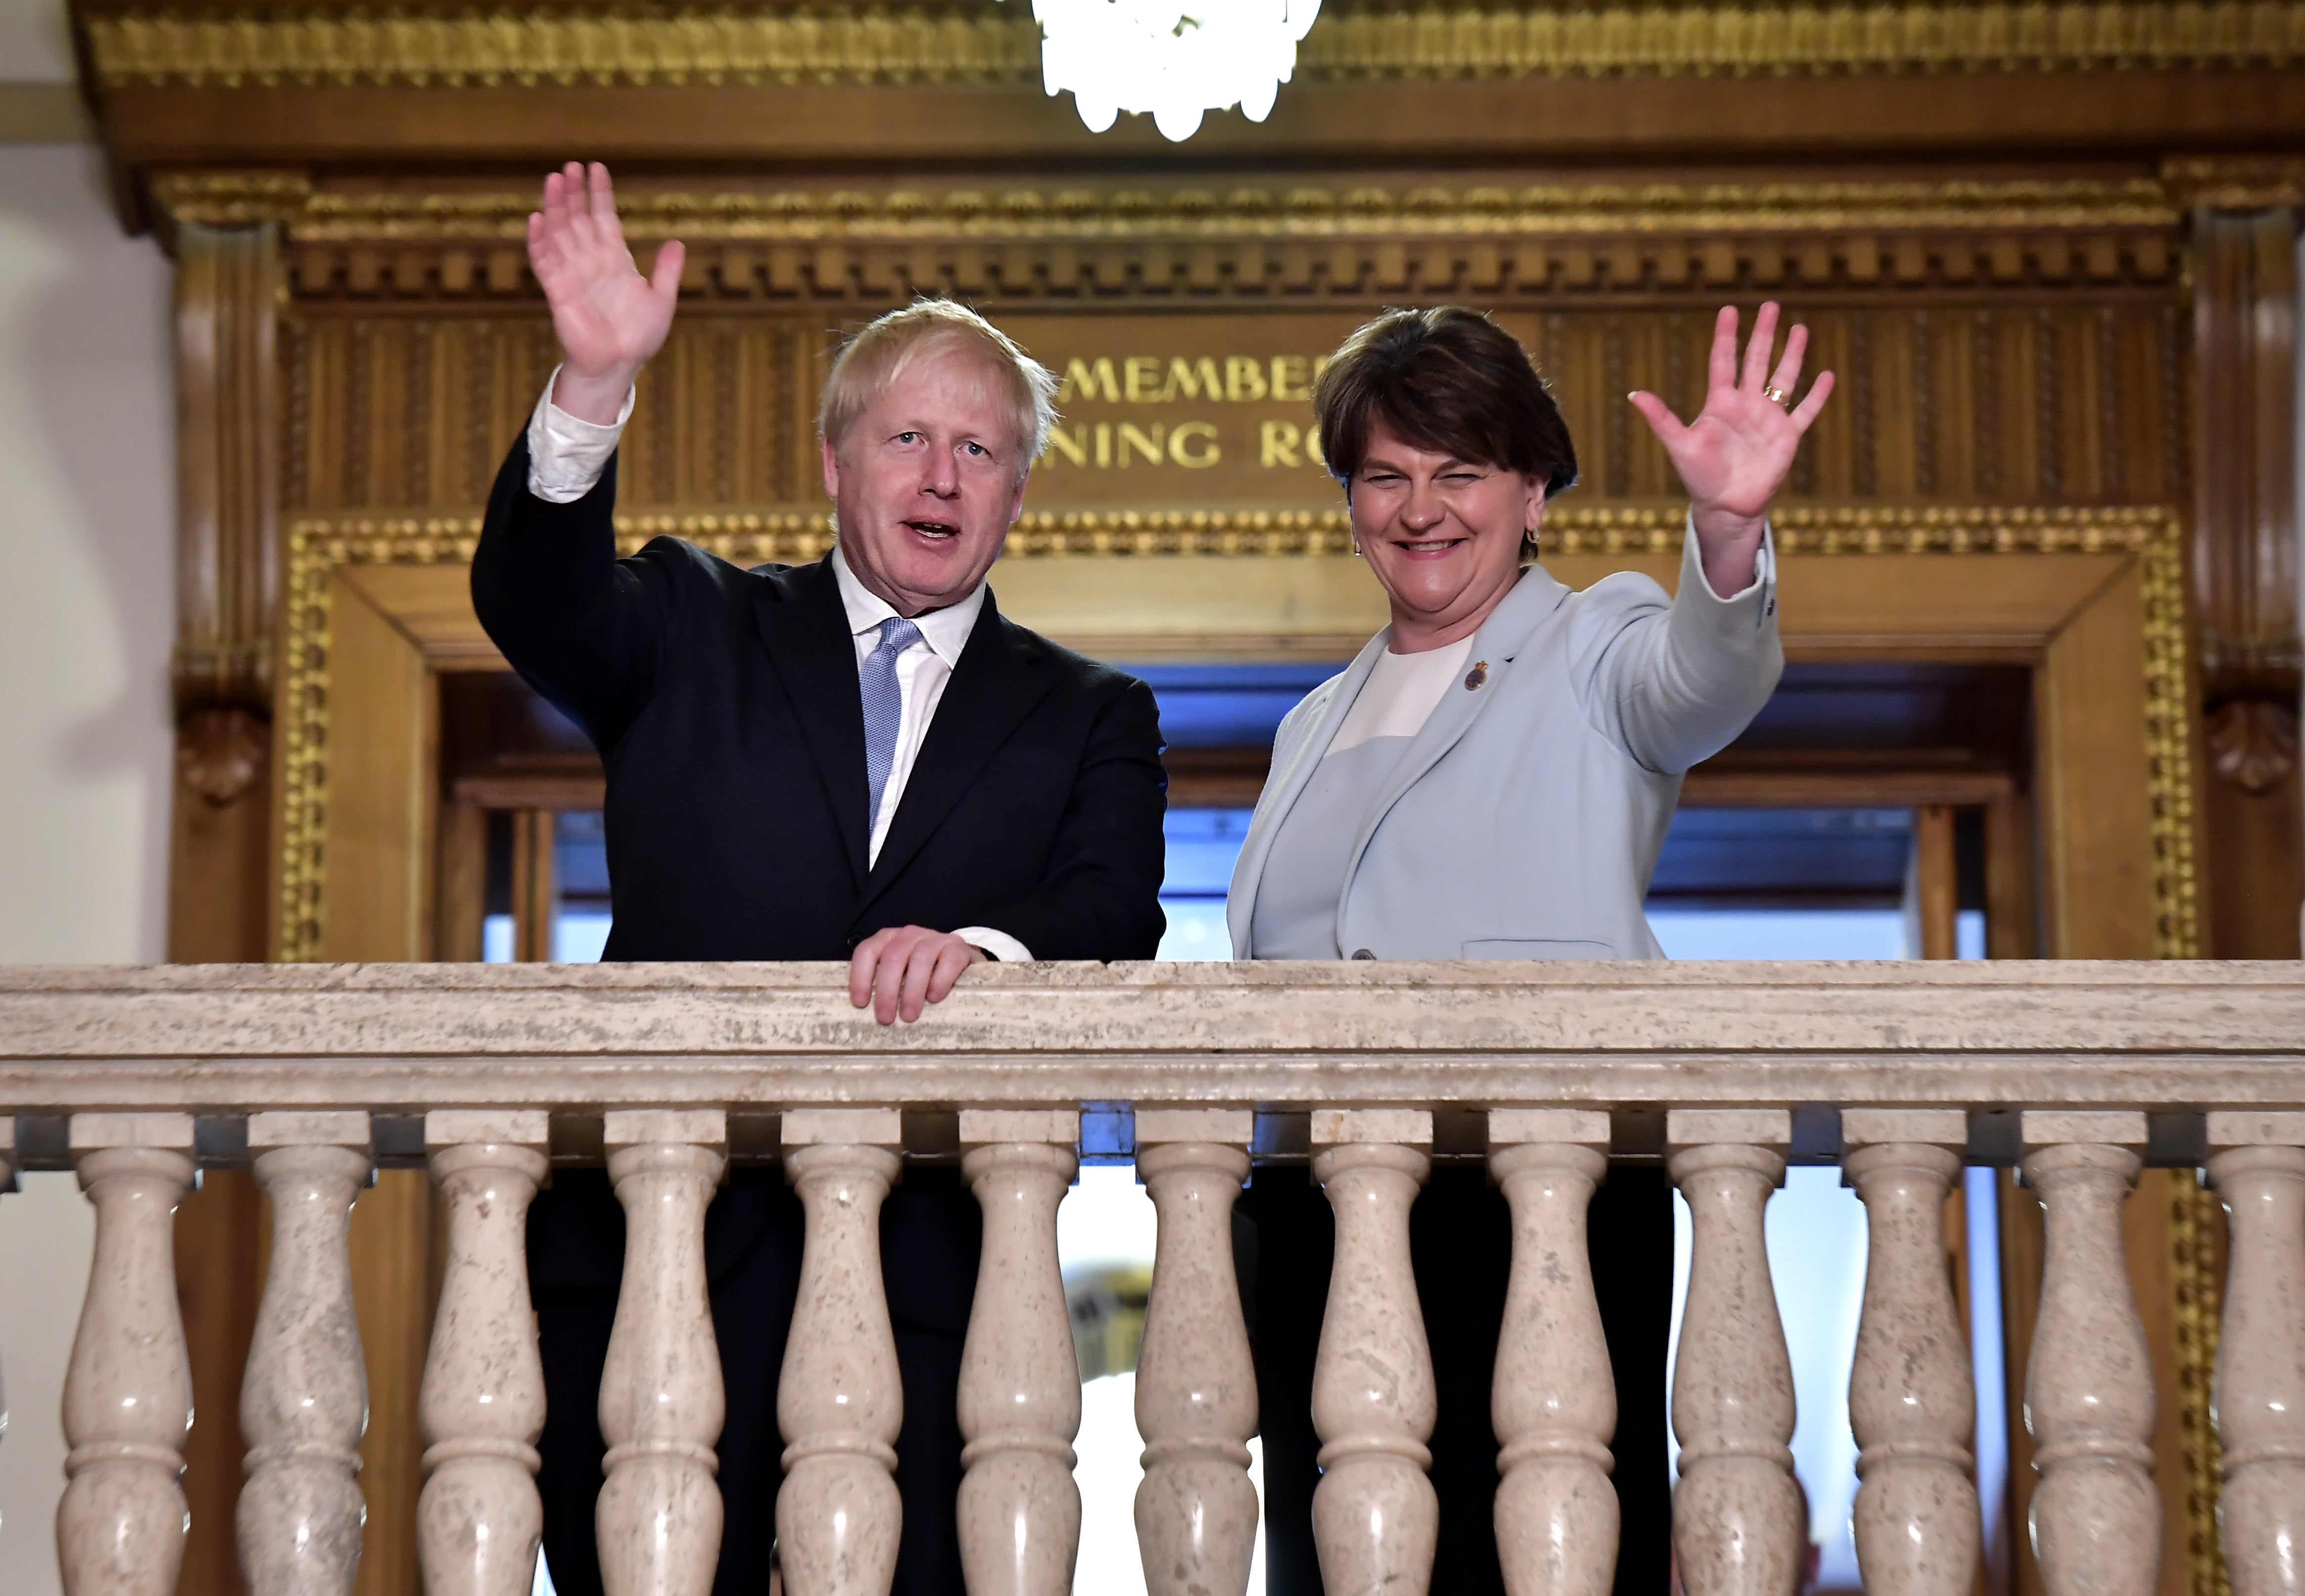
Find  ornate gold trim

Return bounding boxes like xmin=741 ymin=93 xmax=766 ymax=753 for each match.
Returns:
xmin=276 ymin=518 xmax=332 ymax=963
xmin=156 ymin=172 xmax=2184 ymax=301
xmin=2140 ymin=515 xmax=2205 ymax=961
xmin=89 ymin=2 xmax=2305 ymax=90
xmin=2170 ymin=1168 xmax=2228 ymax=1596
xmin=2163 ymin=155 xmax=2305 ymax=212
xmin=1302 ymin=2 xmax=2305 ymax=81
xmin=276 ymin=500 xmax=2199 ymax=960
xmin=159 ymin=171 xmax=2183 ymax=241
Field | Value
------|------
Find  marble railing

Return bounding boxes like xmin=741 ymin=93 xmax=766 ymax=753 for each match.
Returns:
xmin=2 ymin=959 xmax=2304 ymax=1596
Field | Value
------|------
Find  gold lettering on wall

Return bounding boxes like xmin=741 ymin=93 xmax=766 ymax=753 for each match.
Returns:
xmin=1054 ymin=353 xmax=1332 ymax=407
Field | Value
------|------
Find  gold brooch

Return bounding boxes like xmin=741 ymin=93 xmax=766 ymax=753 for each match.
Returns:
xmin=1464 ymin=661 xmax=1488 ymax=690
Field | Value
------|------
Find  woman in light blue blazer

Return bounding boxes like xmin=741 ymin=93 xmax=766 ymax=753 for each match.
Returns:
xmin=1234 ymin=302 xmax=1832 ymax=1596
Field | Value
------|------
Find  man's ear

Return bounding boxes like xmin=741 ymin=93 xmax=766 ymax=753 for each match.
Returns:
xmin=1005 ymin=467 xmax=1032 ymax=527
xmin=821 ymin=435 xmax=841 ymax=498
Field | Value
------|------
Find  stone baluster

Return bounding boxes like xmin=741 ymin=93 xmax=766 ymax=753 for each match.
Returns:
xmin=2020 ymin=1111 xmax=2157 ymax=1596
xmin=1487 ymin=1110 xmax=1617 ymax=1596
xmin=239 ymin=1112 xmax=374 ymax=1596
xmin=58 ymin=1113 xmax=199 ymax=1596
xmin=1133 ymin=1110 xmax=1259 ymax=1596
xmin=956 ymin=1110 xmax=1083 ymax=1596
xmin=1310 ymin=1108 xmax=1437 ymax=1596
xmin=419 ymin=1110 xmax=552 ymax=1596
xmin=1666 ymin=1109 xmax=1801 ymax=1596
xmin=1841 ymin=1110 xmax=1978 ymax=1596
xmin=779 ymin=1108 xmax=905 ymax=1596
xmin=597 ymin=1110 xmax=728 ymax=1596
xmin=2207 ymin=1112 xmax=2305 ymax=1596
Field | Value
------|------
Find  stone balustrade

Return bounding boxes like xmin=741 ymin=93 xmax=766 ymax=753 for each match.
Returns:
xmin=1 ymin=958 xmax=2303 ymax=1596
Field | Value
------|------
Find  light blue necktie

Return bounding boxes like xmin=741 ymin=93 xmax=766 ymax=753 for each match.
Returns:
xmin=861 ymin=615 xmax=923 ymax=836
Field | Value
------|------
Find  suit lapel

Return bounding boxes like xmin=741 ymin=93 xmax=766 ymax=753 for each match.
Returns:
xmin=1224 ymin=633 xmax=1387 ymax=956
xmin=855 ymin=589 xmax=1055 ymax=915
xmin=750 ymin=560 xmax=871 ymax=888
xmin=1332 ymin=567 xmax=1570 ymax=948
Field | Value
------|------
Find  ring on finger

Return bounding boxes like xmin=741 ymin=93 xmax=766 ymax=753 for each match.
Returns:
xmin=1763 ymin=386 xmax=1792 ymax=406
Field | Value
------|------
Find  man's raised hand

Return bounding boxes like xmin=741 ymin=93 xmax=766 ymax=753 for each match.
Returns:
xmin=1626 ymin=302 xmax=1833 ymax=595
xmin=527 ymin=161 xmax=685 ymax=425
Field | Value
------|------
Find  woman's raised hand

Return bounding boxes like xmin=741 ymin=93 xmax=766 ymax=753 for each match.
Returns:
xmin=527 ymin=161 xmax=686 ymax=425
xmin=1627 ymin=302 xmax=1832 ymax=591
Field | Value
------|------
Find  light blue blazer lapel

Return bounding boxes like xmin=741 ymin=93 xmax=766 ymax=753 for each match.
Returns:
xmin=1225 ymin=630 xmax=1392 ymax=957
xmin=1329 ymin=566 xmax=1569 ymax=954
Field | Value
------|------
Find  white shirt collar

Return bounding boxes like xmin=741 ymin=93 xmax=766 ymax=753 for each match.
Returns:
xmin=829 ymin=542 xmax=986 ymax=667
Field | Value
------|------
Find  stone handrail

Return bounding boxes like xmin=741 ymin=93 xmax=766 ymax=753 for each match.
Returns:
xmin=2 ymin=958 xmax=2303 ymax=1596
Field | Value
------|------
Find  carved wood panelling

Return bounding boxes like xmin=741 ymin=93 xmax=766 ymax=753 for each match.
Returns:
xmin=279 ymin=296 xmax=2187 ymax=519
xmin=245 ymin=177 xmax=2193 ymax=521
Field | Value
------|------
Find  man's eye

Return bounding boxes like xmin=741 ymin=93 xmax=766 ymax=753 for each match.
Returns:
xmin=964 ymin=441 xmax=988 ymax=457
xmin=895 ymin=431 xmax=921 ymax=444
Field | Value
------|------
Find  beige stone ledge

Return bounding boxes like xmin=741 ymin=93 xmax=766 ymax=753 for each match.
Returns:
xmin=0 ymin=960 xmax=2300 ymax=1114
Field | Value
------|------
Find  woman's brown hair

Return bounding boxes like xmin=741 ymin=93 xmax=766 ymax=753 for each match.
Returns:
xmin=1312 ymin=306 xmax=1578 ymax=556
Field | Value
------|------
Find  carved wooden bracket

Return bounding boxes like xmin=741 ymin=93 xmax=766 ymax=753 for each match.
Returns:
xmin=2190 ymin=207 xmax=2301 ymax=718
xmin=174 ymin=221 xmax=281 ymax=803
xmin=2208 ymin=699 xmax=2301 ymax=796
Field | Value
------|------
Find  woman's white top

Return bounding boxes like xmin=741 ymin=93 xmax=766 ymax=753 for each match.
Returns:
xmin=1248 ymin=638 xmax=1474 ymax=958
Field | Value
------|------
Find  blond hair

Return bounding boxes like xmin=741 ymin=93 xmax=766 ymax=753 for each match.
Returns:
xmin=817 ymin=299 xmax=1058 ymax=476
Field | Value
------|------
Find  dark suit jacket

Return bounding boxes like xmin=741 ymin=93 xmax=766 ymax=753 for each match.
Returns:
xmin=471 ymin=435 xmax=1167 ymax=1596
xmin=471 ymin=435 xmax=1169 ymax=962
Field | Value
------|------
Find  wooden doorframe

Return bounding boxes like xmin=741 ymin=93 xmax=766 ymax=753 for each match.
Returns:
xmin=274 ymin=501 xmax=2202 ymax=959
xmin=268 ymin=498 xmax=2212 ymax=1596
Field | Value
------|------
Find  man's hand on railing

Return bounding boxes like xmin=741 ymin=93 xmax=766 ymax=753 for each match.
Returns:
xmin=847 ymin=924 xmax=988 ymax=1024
xmin=527 ymin=160 xmax=685 ymax=426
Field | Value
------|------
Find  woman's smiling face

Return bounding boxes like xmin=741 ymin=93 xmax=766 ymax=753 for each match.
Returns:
xmin=1349 ymin=418 xmax=1546 ymax=651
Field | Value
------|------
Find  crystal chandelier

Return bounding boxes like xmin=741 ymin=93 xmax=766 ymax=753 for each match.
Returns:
xmin=1021 ymin=0 xmax=1323 ymax=143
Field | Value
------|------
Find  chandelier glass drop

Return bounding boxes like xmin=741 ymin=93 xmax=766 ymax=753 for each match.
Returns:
xmin=1023 ymin=0 xmax=1324 ymax=143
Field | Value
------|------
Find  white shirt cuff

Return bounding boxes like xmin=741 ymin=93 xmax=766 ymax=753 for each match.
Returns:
xmin=1686 ymin=514 xmax=1775 ymax=604
xmin=955 ymin=927 xmax=1033 ymax=963
xmin=524 ymin=365 xmax=636 ymax=504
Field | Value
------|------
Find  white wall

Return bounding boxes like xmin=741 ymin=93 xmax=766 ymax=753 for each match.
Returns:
xmin=0 ymin=0 xmax=76 ymax=82
xmin=0 ymin=116 xmax=176 ymax=1596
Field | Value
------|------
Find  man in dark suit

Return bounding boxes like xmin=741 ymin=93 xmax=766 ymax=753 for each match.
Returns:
xmin=473 ymin=161 xmax=1168 ymax=1596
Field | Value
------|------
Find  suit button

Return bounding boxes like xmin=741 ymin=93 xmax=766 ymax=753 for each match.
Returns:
xmin=1351 ymin=948 xmax=1376 ymax=960
xmin=845 ymin=935 xmax=864 ymax=951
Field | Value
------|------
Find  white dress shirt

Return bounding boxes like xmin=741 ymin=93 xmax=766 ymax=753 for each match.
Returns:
xmin=524 ymin=368 xmax=1032 ymax=963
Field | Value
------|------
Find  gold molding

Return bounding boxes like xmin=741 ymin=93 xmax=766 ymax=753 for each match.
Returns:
xmin=2140 ymin=509 xmax=2205 ymax=961
xmin=87 ymin=2 xmax=2305 ymax=91
xmin=1302 ymin=3 xmax=2305 ymax=81
xmin=159 ymin=172 xmax=2185 ymax=240
xmin=155 ymin=173 xmax=2185 ymax=301
xmin=2169 ymin=1168 xmax=2228 ymax=1596
xmin=275 ymin=500 xmax=2200 ymax=960
xmin=2164 ymin=154 xmax=2305 ymax=212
